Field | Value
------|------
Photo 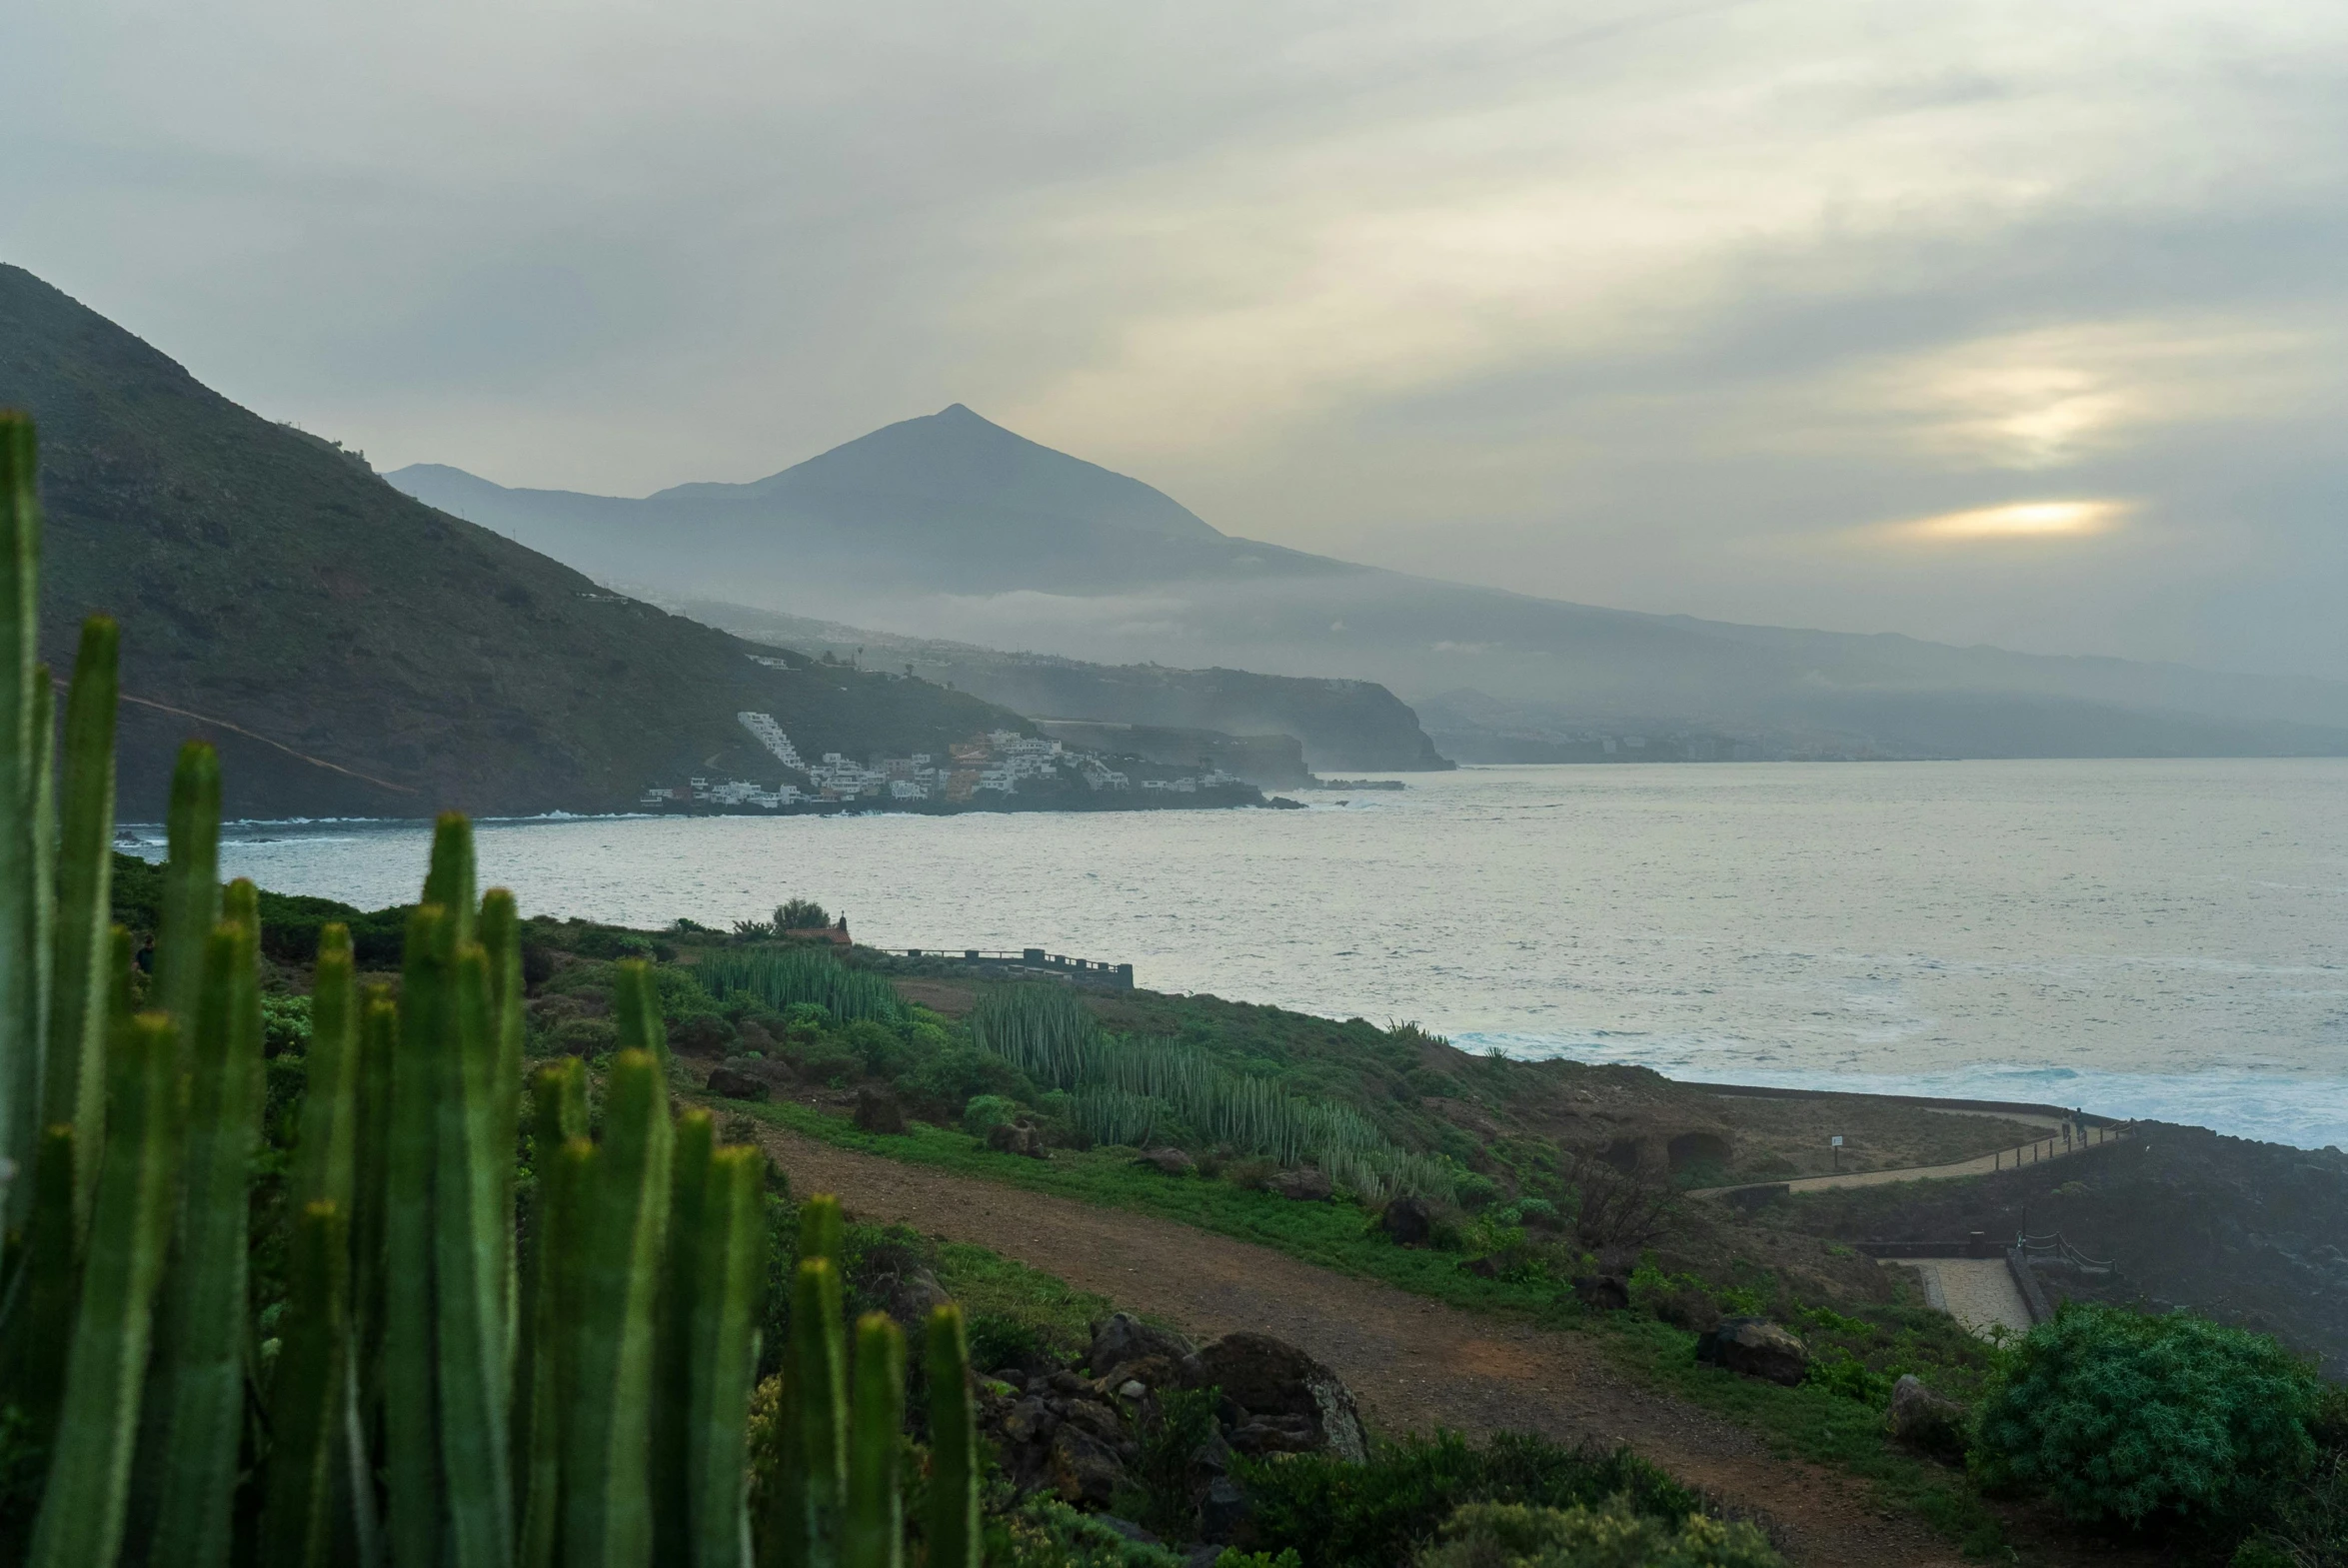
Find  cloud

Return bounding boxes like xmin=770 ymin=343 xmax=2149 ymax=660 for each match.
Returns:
xmin=4 ymin=0 xmax=2345 ymax=679
xmin=1861 ymin=499 xmax=2133 ymax=546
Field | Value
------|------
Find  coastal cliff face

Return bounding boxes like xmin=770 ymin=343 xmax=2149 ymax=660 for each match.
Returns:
xmin=674 ymin=602 xmax=1455 ymax=775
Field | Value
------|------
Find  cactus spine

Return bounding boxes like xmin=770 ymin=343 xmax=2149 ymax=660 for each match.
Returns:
xmin=45 ymin=616 xmax=119 ymax=1224
xmin=259 ymin=1200 xmax=351 ymax=1568
xmin=926 ymin=1304 xmax=982 ymax=1568
xmin=844 ymin=1315 xmax=906 ymax=1568
xmin=0 ymin=411 xmax=41 ymax=1225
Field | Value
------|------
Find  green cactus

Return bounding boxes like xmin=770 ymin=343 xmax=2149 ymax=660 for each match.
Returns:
xmin=691 ymin=1145 xmax=768 ymax=1568
xmin=142 ymin=910 xmax=265 ymax=1568
xmin=565 ymin=1048 xmax=675 ymax=1568
xmin=259 ymin=1200 xmax=351 ymax=1568
xmin=845 ymin=1314 xmax=906 ymax=1568
xmin=0 ymin=410 xmax=41 ymax=1228
xmin=27 ymin=1014 xmax=184 ymax=1568
xmin=44 ymin=615 xmax=118 ymax=1226
xmin=1 ymin=414 xmax=916 ymax=1566
xmin=926 ymin=1304 xmax=982 ymax=1568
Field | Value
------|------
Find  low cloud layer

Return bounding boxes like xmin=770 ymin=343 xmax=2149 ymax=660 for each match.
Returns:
xmin=6 ymin=0 xmax=2342 ymax=678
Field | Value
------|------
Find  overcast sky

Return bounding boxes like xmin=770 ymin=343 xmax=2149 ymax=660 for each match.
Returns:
xmin=8 ymin=1 xmax=2344 ymax=679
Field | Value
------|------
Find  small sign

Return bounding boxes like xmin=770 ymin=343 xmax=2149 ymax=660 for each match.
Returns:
xmin=1830 ymin=1135 xmax=1844 ymax=1147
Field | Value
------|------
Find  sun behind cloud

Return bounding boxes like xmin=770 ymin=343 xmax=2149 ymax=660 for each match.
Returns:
xmin=1868 ymin=499 xmax=2132 ymax=546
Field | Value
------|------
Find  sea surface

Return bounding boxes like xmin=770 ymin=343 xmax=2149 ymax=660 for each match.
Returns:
xmin=136 ymin=761 xmax=2348 ymax=1149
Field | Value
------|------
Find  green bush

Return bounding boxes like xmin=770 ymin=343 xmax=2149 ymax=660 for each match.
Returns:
xmin=1134 ymin=1386 xmax=1223 ymax=1538
xmin=904 ymin=1047 xmax=1027 ymax=1111
xmin=1002 ymin=1495 xmax=1184 ymax=1566
xmin=1972 ymin=1303 xmax=2321 ymax=1527
xmin=1234 ymin=1431 xmax=1700 ymax=1568
xmin=1414 ymin=1499 xmax=1782 ymax=1568
xmin=2233 ymin=1447 xmax=2348 ymax=1568
xmin=964 ymin=1095 xmax=1024 ymax=1136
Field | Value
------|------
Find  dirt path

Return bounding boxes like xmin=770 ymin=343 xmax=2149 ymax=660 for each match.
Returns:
xmin=742 ymin=1120 xmax=1975 ymax=1568
xmin=1695 ymin=1125 xmax=2129 ymax=1197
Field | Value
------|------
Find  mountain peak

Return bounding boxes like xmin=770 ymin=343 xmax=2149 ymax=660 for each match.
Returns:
xmin=649 ymin=405 xmax=1222 ymax=540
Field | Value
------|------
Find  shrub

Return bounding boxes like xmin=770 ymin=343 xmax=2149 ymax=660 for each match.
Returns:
xmin=964 ymin=1094 xmax=1024 ymax=1136
xmin=1414 ymin=1499 xmax=1783 ymax=1568
xmin=2236 ymin=1448 xmax=2348 ymax=1568
xmin=967 ymin=1312 xmax=1054 ymax=1374
xmin=1001 ymin=1495 xmax=1185 ymax=1566
xmin=259 ymin=992 xmax=312 ymax=1056
xmin=1235 ymin=1430 xmax=1699 ymax=1568
xmin=776 ymin=897 xmax=831 ymax=930
xmin=1972 ymin=1303 xmax=2321 ymax=1528
xmin=1134 ymin=1386 xmax=1223 ymax=1538
xmin=549 ymin=1016 xmax=618 ymax=1056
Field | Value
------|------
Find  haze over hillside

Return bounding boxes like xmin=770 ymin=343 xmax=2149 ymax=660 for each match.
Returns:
xmin=0 ymin=266 xmax=1029 ymax=816
xmin=391 ymin=410 xmax=2348 ymax=762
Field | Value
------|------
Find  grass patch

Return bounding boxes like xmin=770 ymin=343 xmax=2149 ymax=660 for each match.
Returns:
xmin=931 ymin=1237 xmax=1116 ymax=1361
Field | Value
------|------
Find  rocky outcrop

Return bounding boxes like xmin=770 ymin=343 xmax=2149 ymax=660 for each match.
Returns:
xmin=1696 ymin=1318 xmax=1809 ymax=1386
xmin=705 ymin=1064 xmax=769 ymax=1100
xmin=1886 ymin=1374 xmax=1967 ymax=1461
xmin=1191 ymin=1333 xmax=1368 ymax=1464
xmin=854 ymin=1086 xmax=907 ymax=1133
xmin=1263 ymin=1167 xmax=1332 ymax=1202
xmin=1138 ymin=1147 xmax=1197 ymax=1176
xmin=987 ymin=1120 xmax=1051 ymax=1159
xmin=1379 ymin=1195 xmax=1435 ymax=1247
xmin=1089 ymin=1313 xmax=1197 ymax=1391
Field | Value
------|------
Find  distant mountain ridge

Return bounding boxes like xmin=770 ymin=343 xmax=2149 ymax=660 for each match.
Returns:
xmin=0 ymin=265 xmax=1031 ymax=816
xmin=388 ymin=411 xmax=2348 ymax=762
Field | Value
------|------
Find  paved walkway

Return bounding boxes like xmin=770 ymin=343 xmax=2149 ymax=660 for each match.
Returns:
xmin=1882 ymin=1258 xmax=2033 ymax=1338
xmin=1695 ymin=1124 xmax=2127 ymax=1197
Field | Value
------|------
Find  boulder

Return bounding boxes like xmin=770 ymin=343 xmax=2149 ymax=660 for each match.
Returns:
xmin=1003 ymin=1396 xmax=1058 ymax=1446
xmin=854 ymin=1086 xmax=907 ymax=1134
xmin=1049 ymin=1426 xmax=1127 ymax=1507
xmin=1379 ymin=1195 xmax=1435 ymax=1247
xmin=1191 ymin=1333 xmax=1368 ymax=1463
xmin=705 ymin=1065 xmax=769 ymax=1101
xmin=1886 ymin=1374 xmax=1967 ymax=1462
xmin=1571 ymin=1274 xmax=1630 ymax=1311
xmin=1138 ymin=1146 xmax=1197 ymax=1176
xmin=1089 ymin=1313 xmax=1195 ymax=1388
xmin=1696 ymin=1317 xmax=1808 ymax=1387
xmin=1264 ymin=1167 xmax=1332 ymax=1201
xmin=987 ymin=1120 xmax=1051 ymax=1159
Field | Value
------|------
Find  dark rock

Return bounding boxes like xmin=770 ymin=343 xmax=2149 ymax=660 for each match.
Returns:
xmin=1138 ymin=1146 xmax=1197 ymax=1176
xmin=1191 ymin=1333 xmax=1367 ymax=1463
xmin=987 ymin=1120 xmax=1050 ymax=1159
xmin=1089 ymin=1515 xmax=1160 ymax=1545
xmin=1198 ymin=1476 xmax=1252 ymax=1544
xmin=735 ymin=1019 xmax=777 ymax=1053
xmin=1003 ymin=1396 xmax=1058 ymax=1446
xmin=854 ymin=1086 xmax=907 ymax=1134
xmin=705 ymin=1065 xmax=769 ymax=1101
xmin=1458 ymin=1254 xmax=1502 ymax=1278
xmin=1049 ymin=1425 xmax=1127 ymax=1507
xmin=1090 ymin=1313 xmax=1196 ymax=1387
xmin=1061 ymin=1400 xmax=1125 ymax=1445
xmin=1379 ymin=1195 xmax=1434 ymax=1246
xmin=992 ymin=1369 xmax=1027 ymax=1391
xmin=1886 ymin=1374 xmax=1967 ymax=1462
xmin=1571 ymin=1274 xmax=1630 ymax=1311
xmin=1649 ymin=1283 xmax=1721 ymax=1333
xmin=1264 ymin=1167 xmax=1332 ymax=1202
xmin=1049 ymin=1369 xmax=1092 ymax=1397
xmin=1696 ymin=1317 xmax=1809 ymax=1387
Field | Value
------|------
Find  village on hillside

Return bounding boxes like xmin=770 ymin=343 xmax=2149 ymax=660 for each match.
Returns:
xmin=638 ymin=714 xmax=1260 ymax=813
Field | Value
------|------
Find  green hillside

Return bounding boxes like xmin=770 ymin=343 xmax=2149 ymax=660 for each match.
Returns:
xmin=0 ymin=265 xmax=1027 ymax=818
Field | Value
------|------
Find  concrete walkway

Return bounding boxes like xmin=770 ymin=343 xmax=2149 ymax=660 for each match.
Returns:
xmin=1694 ymin=1123 xmax=2127 ymax=1197
xmin=1882 ymin=1258 xmax=2034 ymax=1337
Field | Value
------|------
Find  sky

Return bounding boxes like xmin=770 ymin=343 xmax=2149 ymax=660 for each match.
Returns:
xmin=6 ymin=0 xmax=2345 ymax=681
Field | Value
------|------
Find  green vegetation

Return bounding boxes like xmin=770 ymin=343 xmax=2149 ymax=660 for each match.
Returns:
xmin=969 ymin=983 xmax=1455 ymax=1200
xmin=1414 ymin=1500 xmax=1782 ymax=1568
xmin=1972 ymin=1302 xmax=2324 ymax=1528
xmin=1232 ymin=1431 xmax=1713 ymax=1568
xmin=702 ymin=946 xmax=905 ymax=1025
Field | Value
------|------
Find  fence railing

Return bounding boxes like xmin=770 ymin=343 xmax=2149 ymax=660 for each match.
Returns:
xmin=1992 ymin=1119 xmax=2132 ymax=1171
xmin=898 ymin=946 xmax=1136 ymax=988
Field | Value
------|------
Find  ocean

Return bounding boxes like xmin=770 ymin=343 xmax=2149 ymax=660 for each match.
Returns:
xmin=137 ymin=760 xmax=2348 ymax=1150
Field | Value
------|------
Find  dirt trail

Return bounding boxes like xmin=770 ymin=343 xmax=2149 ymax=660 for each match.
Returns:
xmin=1694 ymin=1126 xmax=2128 ymax=1197
xmin=744 ymin=1120 xmax=1975 ymax=1568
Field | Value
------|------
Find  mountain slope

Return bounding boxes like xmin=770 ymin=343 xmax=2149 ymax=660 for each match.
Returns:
xmin=388 ymin=413 xmax=2348 ymax=761
xmin=0 ymin=266 xmax=1027 ymax=817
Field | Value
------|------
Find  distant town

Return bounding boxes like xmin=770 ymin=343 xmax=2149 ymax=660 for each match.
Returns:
xmin=638 ymin=716 xmax=1261 ymax=813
